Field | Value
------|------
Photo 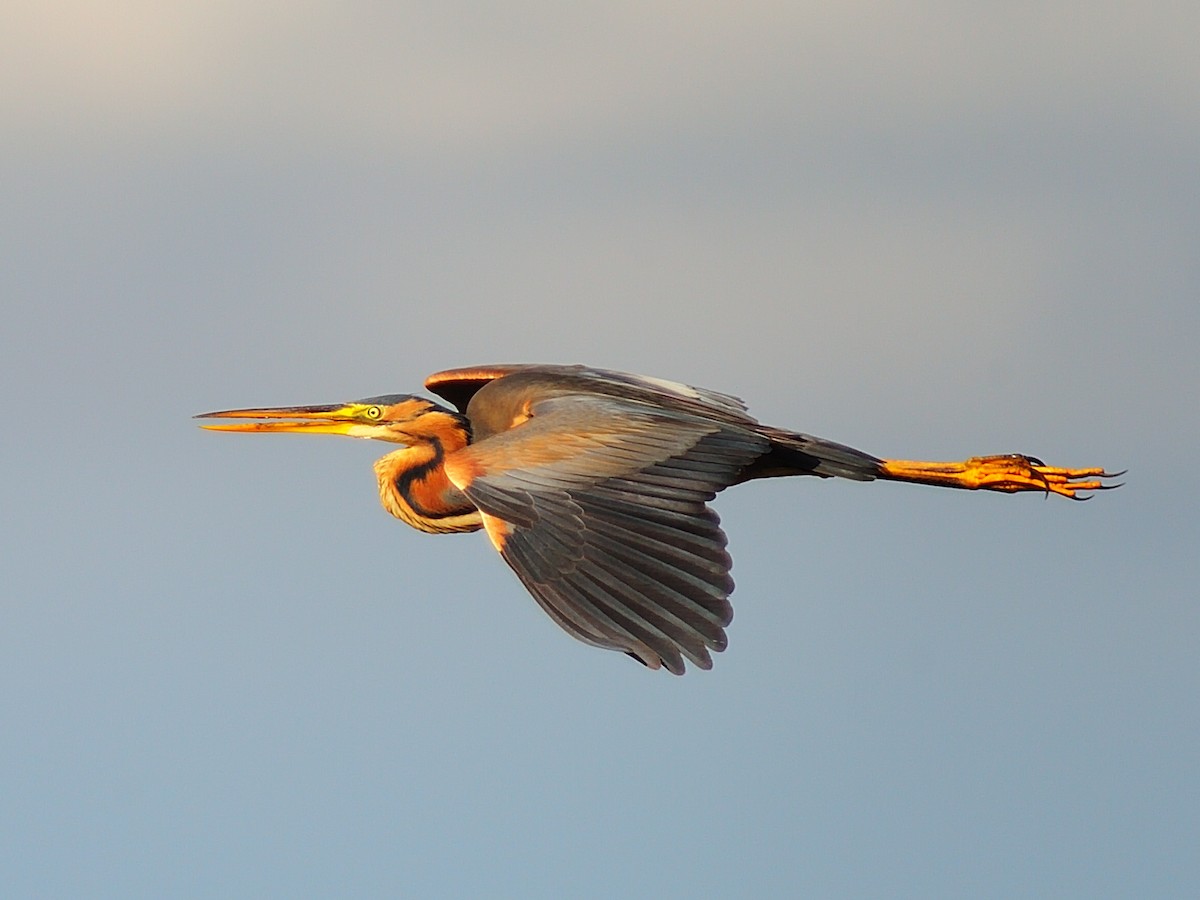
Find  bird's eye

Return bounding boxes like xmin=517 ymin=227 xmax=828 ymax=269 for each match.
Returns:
xmin=366 ymin=406 xmax=383 ymax=419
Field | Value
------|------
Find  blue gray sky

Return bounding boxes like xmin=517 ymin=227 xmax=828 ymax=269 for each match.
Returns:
xmin=2 ymin=4 xmax=1197 ymax=897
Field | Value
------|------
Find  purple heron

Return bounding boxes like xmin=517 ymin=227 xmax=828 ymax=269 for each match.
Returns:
xmin=197 ymin=363 xmax=1119 ymax=674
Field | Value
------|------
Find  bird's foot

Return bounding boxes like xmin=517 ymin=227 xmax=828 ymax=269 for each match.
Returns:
xmin=879 ymin=454 xmax=1124 ymax=500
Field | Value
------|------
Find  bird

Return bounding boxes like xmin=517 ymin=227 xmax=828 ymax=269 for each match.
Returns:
xmin=197 ymin=363 xmax=1120 ymax=674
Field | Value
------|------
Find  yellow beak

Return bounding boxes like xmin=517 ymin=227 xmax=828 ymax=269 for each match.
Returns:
xmin=194 ymin=404 xmax=360 ymax=435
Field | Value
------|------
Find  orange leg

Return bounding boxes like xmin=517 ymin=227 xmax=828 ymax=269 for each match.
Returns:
xmin=878 ymin=454 xmax=1123 ymax=500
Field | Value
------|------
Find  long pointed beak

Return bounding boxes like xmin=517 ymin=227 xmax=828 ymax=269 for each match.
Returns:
xmin=194 ymin=404 xmax=359 ymax=435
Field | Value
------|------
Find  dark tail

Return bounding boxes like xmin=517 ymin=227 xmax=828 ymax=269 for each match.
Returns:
xmin=739 ymin=426 xmax=883 ymax=483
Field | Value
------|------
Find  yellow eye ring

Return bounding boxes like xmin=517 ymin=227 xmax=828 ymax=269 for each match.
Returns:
xmin=365 ymin=406 xmax=383 ymax=419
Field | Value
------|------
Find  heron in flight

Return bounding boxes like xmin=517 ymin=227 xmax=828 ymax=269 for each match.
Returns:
xmin=197 ymin=363 xmax=1119 ymax=674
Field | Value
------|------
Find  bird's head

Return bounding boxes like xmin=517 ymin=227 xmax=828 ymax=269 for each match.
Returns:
xmin=195 ymin=394 xmax=464 ymax=445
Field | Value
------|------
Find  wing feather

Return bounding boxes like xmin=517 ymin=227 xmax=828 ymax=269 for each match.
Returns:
xmin=445 ymin=393 xmax=766 ymax=672
xmin=567 ymin=566 xmax=690 ymax=674
xmin=585 ymin=553 xmax=728 ymax=646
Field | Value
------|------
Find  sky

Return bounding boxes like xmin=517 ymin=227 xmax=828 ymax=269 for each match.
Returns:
xmin=2 ymin=3 xmax=1197 ymax=896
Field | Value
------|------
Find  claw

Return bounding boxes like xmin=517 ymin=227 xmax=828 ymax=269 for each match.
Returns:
xmin=1023 ymin=459 xmax=1125 ymax=499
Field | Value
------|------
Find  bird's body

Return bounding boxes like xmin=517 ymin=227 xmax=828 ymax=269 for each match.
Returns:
xmin=198 ymin=363 xmax=1119 ymax=674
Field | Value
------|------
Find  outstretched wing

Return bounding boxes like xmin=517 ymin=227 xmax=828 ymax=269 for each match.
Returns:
xmin=443 ymin=393 xmax=767 ymax=674
xmin=426 ymin=363 xmax=752 ymax=422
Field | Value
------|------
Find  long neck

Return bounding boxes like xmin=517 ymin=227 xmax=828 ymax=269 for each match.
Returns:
xmin=373 ymin=415 xmax=482 ymax=534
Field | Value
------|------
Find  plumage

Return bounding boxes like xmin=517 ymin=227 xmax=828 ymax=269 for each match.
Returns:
xmin=197 ymin=363 xmax=1121 ymax=674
